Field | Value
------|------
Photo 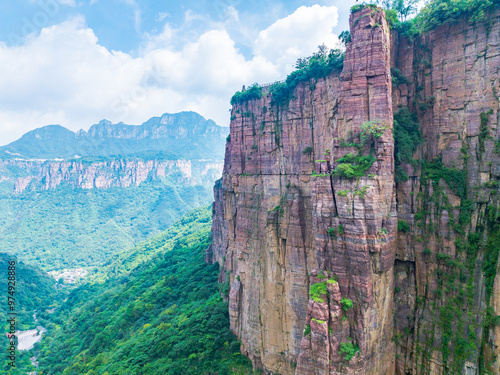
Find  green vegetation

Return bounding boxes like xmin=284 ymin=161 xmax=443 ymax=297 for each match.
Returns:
xmin=332 ymin=153 xmax=377 ymax=179
xmin=309 ymin=282 xmax=328 ymax=303
xmin=354 ymin=185 xmax=370 ymax=198
xmin=0 ymin=253 xmax=59 ymax=329
xmin=351 ymin=3 xmax=378 ymax=14
xmin=328 ymin=227 xmax=336 ymax=237
xmin=303 ymin=324 xmax=311 ymax=336
xmin=269 ymin=45 xmax=344 ymax=107
xmin=393 ymin=108 xmax=423 ymax=182
xmin=391 ymin=67 xmax=411 ymax=85
xmin=377 ymin=0 xmax=419 ymax=21
xmin=340 ymin=298 xmax=353 ymax=311
xmin=339 ymin=30 xmax=351 ymax=46
xmin=338 ymin=224 xmax=344 ymax=235
xmin=483 ymin=206 xmax=500 ymax=301
xmin=230 ymin=84 xmax=263 ymax=106
xmin=339 ymin=341 xmax=360 ymax=362
xmin=360 ymin=120 xmax=389 ymax=145
xmin=333 ymin=120 xmax=387 ymax=179
xmin=479 ymin=109 xmax=493 ymax=153
xmin=398 ymin=219 xmax=410 ymax=233
xmin=415 ymin=0 xmax=499 ymax=31
xmin=0 ymin=180 xmax=213 ymax=270
xmin=421 ymin=159 xmax=467 ymax=199
xmin=37 ymin=207 xmax=254 ymax=374
xmin=379 ymin=0 xmax=500 ymax=39
xmin=0 ymin=254 xmax=61 ymax=373
xmin=311 ymin=318 xmax=326 ymax=324
xmin=302 ymin=146 xmax=313 ymax=154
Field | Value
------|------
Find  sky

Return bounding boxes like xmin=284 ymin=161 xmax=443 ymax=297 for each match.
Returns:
xmin=0 ymin=0 xmax=363 ymax=146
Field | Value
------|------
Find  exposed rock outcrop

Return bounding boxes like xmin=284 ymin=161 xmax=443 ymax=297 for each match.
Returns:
xmin=209 ymin=5 xmax=500 ymax=375
xmin=0 ymin=158 xmax=223 ymax=193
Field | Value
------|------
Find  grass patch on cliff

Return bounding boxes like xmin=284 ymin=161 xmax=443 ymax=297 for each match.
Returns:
xmin=309 ymin=282 xmax=328 ymax=303
xmin=421 ymin=159 xmax=467 ymax=199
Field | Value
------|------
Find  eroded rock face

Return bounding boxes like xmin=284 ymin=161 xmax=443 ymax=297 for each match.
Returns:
xmin=209 ymin=6 xmax=500 ymax=375
xmin=210 ymin=8 xmax=396 ymax=374
xmin=0 ymin=159 xmax=223 ymax=193
xmin=391 ymin=10 xmax=500 ymax=375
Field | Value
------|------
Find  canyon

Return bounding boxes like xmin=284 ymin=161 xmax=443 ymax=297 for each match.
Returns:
xmin=209 ymin=5 xmax=500 ymax=375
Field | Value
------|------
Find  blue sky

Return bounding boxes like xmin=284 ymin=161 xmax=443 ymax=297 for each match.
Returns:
xmin=0 ymin=0 xmax=359 ymax=145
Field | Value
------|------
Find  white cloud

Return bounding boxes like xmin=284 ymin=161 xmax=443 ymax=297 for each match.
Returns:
xmin=0 ymin=4 xmax=339 ymax=145
xmin=156 ymin=12 xmax=170 ymax=22
xmin=57 ymin=0 xmax=77 ymax=6
xmin=254 ymin=4 xmax=340 ymax=71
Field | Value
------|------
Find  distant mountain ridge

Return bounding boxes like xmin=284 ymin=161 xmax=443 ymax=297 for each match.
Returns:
xmin=0 ymin=111 xmax=227 ymax=270
xmin=0 ymin=111 xmax=228 ymax=160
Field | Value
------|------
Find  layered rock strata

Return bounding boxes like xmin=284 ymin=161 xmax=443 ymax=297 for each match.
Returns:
xmin=210 ymin=8 xmax=396 ymax=374
xmin=209 ymin=6 xmax=500 ymax=375
xmin=0 ymin=159 xmax=223 ymax=193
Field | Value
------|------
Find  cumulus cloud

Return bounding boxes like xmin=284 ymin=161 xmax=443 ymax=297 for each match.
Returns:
xmin=0 ymin=4 xmax=340 ymax=145
xmin=254 ymin=5 xmax=340 ymax=71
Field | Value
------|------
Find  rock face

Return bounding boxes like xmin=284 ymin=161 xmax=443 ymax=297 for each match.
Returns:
xmin=0 ymin=158 xmax=223 ymax=193
xmin=209 ymin=6 xmax=500 ymax=375
xmin=0 ymin=111 xmax=226 ymax=194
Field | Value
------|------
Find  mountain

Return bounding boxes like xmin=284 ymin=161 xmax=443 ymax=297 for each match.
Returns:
xmin=0 ymin=111 xmax=228 ymax=160
xmin=208 ymin=4 xmax=500 ymax=375
xmin=36 ymin=207 xmax=253 ymax=374
xmin=0 ymin=111 xmax=227 ymax=270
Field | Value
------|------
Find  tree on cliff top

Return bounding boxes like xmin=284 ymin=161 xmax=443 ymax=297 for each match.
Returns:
xmin=377 ymin=0 xmax=419 ymax=21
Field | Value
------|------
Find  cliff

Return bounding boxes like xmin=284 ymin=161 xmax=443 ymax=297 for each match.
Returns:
xmin=0 ymin=158 xmax=223 ymax=193
xmin=209 ymin=5 xmax=500 ymax=375
xmin=0 ymin=111 xmax=226 ymax=194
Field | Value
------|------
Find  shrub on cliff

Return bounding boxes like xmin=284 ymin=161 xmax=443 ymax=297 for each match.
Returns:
xmin=398 ymin=219 xmax=411 ymax=233
xmin=230 ymin=83 xmax=262 ymax=105
xmin=309 ymin=282 xmax=328 ymax=303
xmin=339 ymin=341 xmax=360 ymax=361
xmin=415 ymin=0 xmax=499 ymax=31
xmin=269 ymin=45 xmax=344 ymax=106
xmin=332 ymin=153 xmax=376 ymax=179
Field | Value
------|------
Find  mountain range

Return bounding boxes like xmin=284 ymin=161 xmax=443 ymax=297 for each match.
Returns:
xmin=0 ymin=111 xmax=228 ymax=160
xmin=0 ymin=111 xmax=227 ymax=270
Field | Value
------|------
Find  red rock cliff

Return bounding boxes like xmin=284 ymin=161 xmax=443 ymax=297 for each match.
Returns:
xmin=209 ymin=6 xmax=500 ymax=375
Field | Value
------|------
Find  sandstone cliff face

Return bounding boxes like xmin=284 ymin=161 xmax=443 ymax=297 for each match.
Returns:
xmin=391 ymin=10 xmax=500 ymax=375
xmin=209 ymin=6 xmax=500 ymax=375
xmin=0 ymin=158 xmax=223 ymax=193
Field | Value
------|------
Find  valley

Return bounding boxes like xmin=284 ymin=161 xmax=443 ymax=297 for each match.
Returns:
xmin=1 ymin=1 xmax=500 ymax=374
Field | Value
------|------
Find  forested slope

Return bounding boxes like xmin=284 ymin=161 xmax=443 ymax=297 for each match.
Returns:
xmin=37 ymin=207 xmax=254 ymax=374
